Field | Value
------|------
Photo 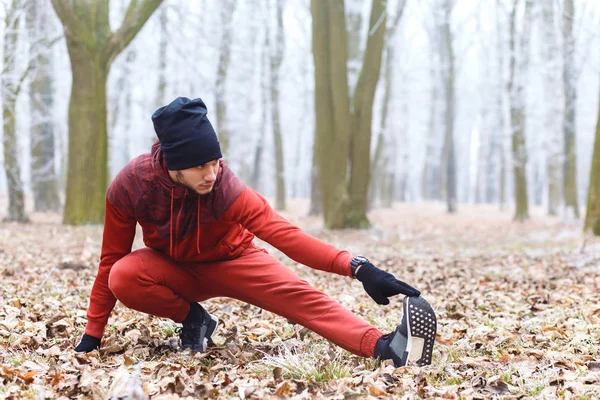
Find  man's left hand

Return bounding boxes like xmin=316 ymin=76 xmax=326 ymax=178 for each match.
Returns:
xmin=355 ymin=262 xmax=421 ymax=305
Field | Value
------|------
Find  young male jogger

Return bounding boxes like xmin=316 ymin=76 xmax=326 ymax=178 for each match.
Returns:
xmin=74 ymin=97 xmax=437 ymax=367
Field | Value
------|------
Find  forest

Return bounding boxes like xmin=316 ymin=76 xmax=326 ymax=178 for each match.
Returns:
xmin=1 ymin=0 xmax=600 ymax=398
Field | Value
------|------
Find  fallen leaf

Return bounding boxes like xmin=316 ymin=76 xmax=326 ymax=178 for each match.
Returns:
xmin=368 ymin=384 xmax=387 ymax=396
xmin=274 ymin=381 xmax=292 ymax=397
xmin=541 ymin=326 xmax=567 ymax=337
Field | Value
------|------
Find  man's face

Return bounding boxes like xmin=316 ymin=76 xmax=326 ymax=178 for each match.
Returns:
xmin=169 ymin=159 xmax=220 ymax=195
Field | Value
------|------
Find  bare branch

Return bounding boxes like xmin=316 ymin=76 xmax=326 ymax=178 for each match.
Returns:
xmin=104 ymin=0 xmax=165 ymax=65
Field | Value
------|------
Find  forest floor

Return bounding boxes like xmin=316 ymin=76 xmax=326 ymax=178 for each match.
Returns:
xmin=1 ymin=201 xmax=600 ymax=399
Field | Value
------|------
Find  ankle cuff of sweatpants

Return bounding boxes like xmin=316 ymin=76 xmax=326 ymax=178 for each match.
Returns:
xmin=360 ymin=328 xmax=383 ymax=357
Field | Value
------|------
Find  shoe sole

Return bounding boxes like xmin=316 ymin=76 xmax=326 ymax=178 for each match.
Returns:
xmin=398 ymin=296 xmax=437 ymax=367
xmin=201 ymin=314 xmax=219 ymax=352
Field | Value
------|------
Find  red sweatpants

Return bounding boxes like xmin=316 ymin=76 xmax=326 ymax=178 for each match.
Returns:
xmin=107 ymin=245 xmax=382 ymax=357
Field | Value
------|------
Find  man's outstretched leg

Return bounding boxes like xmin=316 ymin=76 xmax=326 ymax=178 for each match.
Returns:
xmin=195 ymin=246 xmax=436 ymax=365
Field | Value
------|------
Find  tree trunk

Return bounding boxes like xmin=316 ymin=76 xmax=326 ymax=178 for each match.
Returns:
xmin=370 ymin=0 xmax=405 ymax=209
xmin=584 ymin=82 xmax=600 ymax=235
xmin=311 ymin=0 xmax=387 ymax=229
xmin=251 ymin=6 xmax=269 ymax=193
xmin=308 ymin=150 xmax=322 ymax=215
xmin=2 ymin=0 xmax=28 ymax=222
xmin=495 ymin=0 xmax=506 ymax=209
xmin=347 ymin=0 xmax=386 ymax=228
xmin=369 ymin=130 xmax=385 ymax=209
xmin=440 ymin=0 xmax=456 ymax=213
xmin=50 ymin=0 xmax=164 ymax=225
xmin=563 ymin=0 xmax=579 ymax=218
xmin=540 ymin=0 xmax=562 ymax=216
xmin=156 ymin=6 xmax=167 ymax=109
xmin=270 ymin=0 xmax=286 ymax=211
xmin=311 ymin=0 xmax=351 ymax=229
xmin=108 ymin=2 xmax=136 ymax=171
xmin=508 ymin=0 xmax=532 ymax=221
xmin=422 ymin=62 xmax=439 ymax=201
xmin=215 ymin=0 xmax=236 ymax=157
xmin=28 ymin=0 xmax=60 ymax=212
xmin=154 ymin=4 xmax=168 ymax=148
xmin=62 ymin=43 xmax=110 ymax=224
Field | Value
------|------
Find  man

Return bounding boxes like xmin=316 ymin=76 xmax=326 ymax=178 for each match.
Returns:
xmin=75 ymin=97 xmax=437 ymax=367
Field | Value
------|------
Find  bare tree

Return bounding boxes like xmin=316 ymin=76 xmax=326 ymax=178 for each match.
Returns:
xmin=50 ymin=0 xmax=164 ymax=225
xmin=369 ymin=0 xmax=406 ymax=209
xmin=439 ymin=0 xmax=457 ymax=213
xmin=508 ymin=0 xmax=533 ymax=221
xmin=269 ymin=0 xmax=286 ymax=211
xmin=563 ymin=0 xmax=579 ymax=218
xmin=250 ymin=0 xmax=268 ymax=193
xmin=155 ymin=5 xmax=168 ymax=114
xmin=495 ymin=0 xmax=507 ymax=209
xmin=311 ymin=0 xmax=387 ymax=228
xmin=214 ymin=0 xmax=236 ymax=157
xmin=541 ymin=0 xmax=562 ymax=216
xmin=346 ymin=0 xmax=387 ymax=227
xmin=2 ymin=0 xmax=29 ymax=222
xmin=311 ymin=0 xmax=351 ymax=228
xmin=422 ymin=44 xmax=442 ymax=202
xmin=584 ymin=79 xmax=600 ymax=235
xmin=27 ymin=0 xmax=60 ymax=212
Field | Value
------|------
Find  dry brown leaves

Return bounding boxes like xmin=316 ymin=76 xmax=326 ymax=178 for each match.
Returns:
xmin=1 ymin=202 xmax=599 ymax=399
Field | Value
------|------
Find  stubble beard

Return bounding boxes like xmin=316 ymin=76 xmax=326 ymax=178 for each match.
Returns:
xmin=175 ymin=171 xmax=212 ymax=195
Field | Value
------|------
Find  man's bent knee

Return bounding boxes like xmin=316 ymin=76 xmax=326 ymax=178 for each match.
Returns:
xmin=108 ymin=255 xmax=145 ymax=300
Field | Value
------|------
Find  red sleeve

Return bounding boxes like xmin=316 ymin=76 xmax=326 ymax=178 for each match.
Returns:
xmin=84 ymin=197 xmax=136 ymax=338
xmin=225 ymin=187 xmax=353 ymax=277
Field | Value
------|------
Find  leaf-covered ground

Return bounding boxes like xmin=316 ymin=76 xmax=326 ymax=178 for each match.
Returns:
xmin=1 ymin=201 xmax=600 ymax=399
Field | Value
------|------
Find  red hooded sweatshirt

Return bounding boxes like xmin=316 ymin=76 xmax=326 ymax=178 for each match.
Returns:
xmin=85 ymin=142 xmax=352 ymax=338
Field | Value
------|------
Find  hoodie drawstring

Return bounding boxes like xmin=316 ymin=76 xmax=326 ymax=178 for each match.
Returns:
xmin=173 ymin=191 xmax=186 ymax=259
xmin=169 ymin=188 xmax=202 ymax=257
xmin=197 ymin=198 xmax=201 ymax=253
xmin=169 ymin=188 xmax=175 ymax=257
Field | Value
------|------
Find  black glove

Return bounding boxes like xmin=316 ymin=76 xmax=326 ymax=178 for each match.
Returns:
xmin=75 ymin=334 xmax=101 ymax=352
xmin=355 ymin=261 xmax=421 ymax=305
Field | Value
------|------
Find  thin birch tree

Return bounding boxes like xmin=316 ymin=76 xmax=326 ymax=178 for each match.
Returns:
xmin=2 ymin=0 xmax=28 ymax=222
xmin=27 ymin=0 xmax=60 ymax=212
xmin=214 ymin=0 xmax=236 ymax=157
xmin=370 ymin=0 xmax=406 ymax=209
xmin=508 ymin=0 xmax=533 ymax=221
xmin=439 ymin=0 xmax=457 ymax=213
xmin=269 ymin=0 xmax=286 ymax=211
xmin=542 ymin=0 xmax=562 ymax=216
xmin=563 ymin=0 xmax=579 ymax=218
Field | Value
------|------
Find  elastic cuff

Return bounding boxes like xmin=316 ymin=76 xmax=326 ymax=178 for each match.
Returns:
xmin=360 ymin=328 xmax=383 ymax=357
xmin=337 ymin=252 xmax=354 ymax=277
xmin=84 ymin=321 xmax=106 ymax=339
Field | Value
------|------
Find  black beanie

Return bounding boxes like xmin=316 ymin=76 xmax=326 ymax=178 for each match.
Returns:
xmin=152 ymin=97 xmax=223 ymax=170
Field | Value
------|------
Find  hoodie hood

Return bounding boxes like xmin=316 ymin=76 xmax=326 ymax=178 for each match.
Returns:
xmin=107 ymin=142 xmax=246 ymax=260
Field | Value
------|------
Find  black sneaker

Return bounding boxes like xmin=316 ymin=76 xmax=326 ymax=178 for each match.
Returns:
xmin=178 ymin=308 xmax=219 ymax=352
xmin=375 ymin=296 xmax=437 ymax=367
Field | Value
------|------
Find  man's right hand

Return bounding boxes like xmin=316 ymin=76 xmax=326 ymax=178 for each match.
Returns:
xmin=75 ymin=334 xmax=101 ymax=352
